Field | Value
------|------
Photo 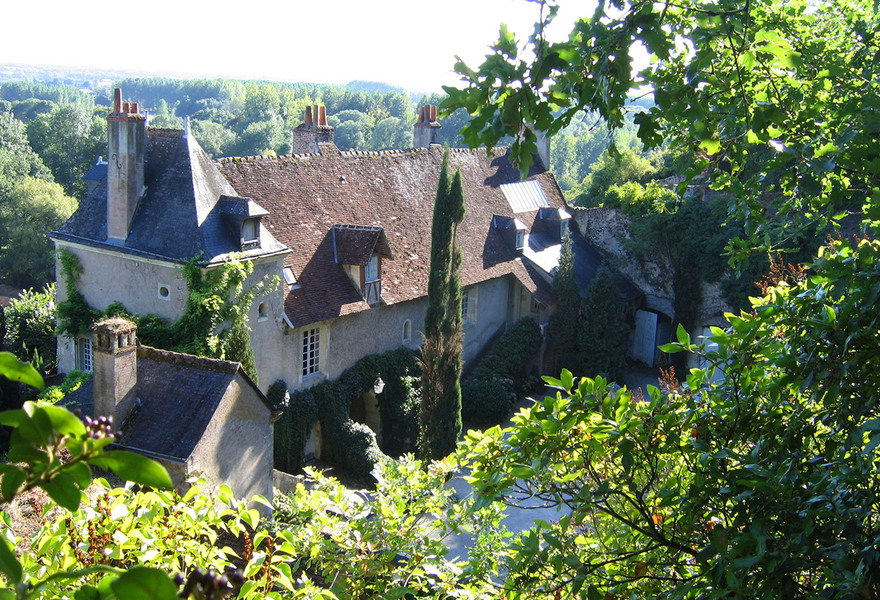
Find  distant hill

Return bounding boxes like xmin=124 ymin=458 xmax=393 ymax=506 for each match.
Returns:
xmin=345 ymin=80 xmax=407 ymax=94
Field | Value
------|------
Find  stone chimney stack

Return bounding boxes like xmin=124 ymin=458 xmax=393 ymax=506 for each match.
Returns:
xmin=92 ymin=317 xmax=139 ymax=427
xmin=413 ymin=105 xmax=441 ymax=148
xmin=106 ymin=88 xmax=146 ymax=244
xmin=293 ymin=105 xmax=334 ymax=154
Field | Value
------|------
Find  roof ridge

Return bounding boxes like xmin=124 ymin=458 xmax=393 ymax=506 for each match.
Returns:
xmin=138 ymin=345 xmax=240 ymax=375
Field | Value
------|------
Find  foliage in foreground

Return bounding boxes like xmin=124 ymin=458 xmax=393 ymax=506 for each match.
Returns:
xmin=461 ymin=233 xmax=880 ymax=599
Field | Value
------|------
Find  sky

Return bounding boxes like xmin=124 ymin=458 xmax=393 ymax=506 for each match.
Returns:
xmin=3 ymin=0 xmax=587 ymax=94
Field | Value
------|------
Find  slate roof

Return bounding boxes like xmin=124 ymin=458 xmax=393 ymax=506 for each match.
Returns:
xmin=65 ymin=346 xmax=274 ymax=462
xmin=51 ymin=128 xmax=288 ymax=265
xmin=217 ymin=145 xmax=561 ymax=328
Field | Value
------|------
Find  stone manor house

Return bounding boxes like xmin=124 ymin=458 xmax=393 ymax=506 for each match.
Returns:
xmin=51 ymin=91 xmax=592 ymax=399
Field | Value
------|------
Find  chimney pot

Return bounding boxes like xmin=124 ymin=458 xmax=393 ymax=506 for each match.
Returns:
xmin=430 ymin=105 xmax=437 ymax=122
xmin=305 ymin=106 xmax=313 ymax=124
xmin=131 ymin=102 xmax=139 ymax=114
xmin=418 ymin=106 xmax=425 ymax=123
xmin=114 ymin=88 xmax=122 ymax=113
xmin=319 ymin=106 xmax=327 ymax=126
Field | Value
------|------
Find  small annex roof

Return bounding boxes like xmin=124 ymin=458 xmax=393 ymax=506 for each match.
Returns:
xmin=51 ymin=128 xmax=288 ymax=266
xmin=217 ymin=145 xmax=564 ymax=328
xmin=332 ymin=225 xmax=393 ymax=266
xmin=64 ymin=346 xmax=275 ymax=462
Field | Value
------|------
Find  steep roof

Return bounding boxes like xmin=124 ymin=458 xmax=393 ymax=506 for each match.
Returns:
xmin=51 ymin=128 xmax=288 ymax=265
xmin=217 ymin=145 xmax=560 ymax=328
xmin=65 ymin=345 xmax=274 ymax=462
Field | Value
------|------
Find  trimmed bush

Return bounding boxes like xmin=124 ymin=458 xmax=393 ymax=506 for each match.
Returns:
xmin=461 ymin=378 xmax=513 ymax=423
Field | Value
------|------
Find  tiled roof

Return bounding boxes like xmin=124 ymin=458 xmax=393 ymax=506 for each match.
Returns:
xmin=65 ymin=346 xmax=273 ymax=462
xmin=332 ymin=225 xmax=393 ymax=265
xmin=51 ymin=129 xmax=288 ymax=265
xmin=217 ymin=145 xmax=566 ymax=327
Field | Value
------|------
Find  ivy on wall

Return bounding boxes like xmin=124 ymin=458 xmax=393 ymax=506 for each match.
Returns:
xmin=273 ymin=347 xmax=420 ymax=480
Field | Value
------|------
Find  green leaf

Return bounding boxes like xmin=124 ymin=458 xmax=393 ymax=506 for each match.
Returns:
xmin=42 ymin=405 xmax=86 ymax=437
xmin=1 ymin=467 xmax=25 ymax=502
xmin=89 ymin=451 xmax=172 ymax=489
xmin=0 ymin=536 xmax=22 ymax=585
xmin=676 ymin=324 xmax=691 ymax=346
xmin=42 ymin=471 xmax=83 ymax=512
xmin=74 ymin=585 xmax=102 ymax=600
xmin=110 ymin=567 xmax=179 ymax=600
xmin=0 ymin=352 xmax=44 ymax=390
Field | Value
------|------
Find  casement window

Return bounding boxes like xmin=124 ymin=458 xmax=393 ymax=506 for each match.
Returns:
xmin=402 ymin=319 xmax=412 ymax=343
xmin=301 ymin=327 xmax=321 ymax=378
xmin=365 ymin=256 xmax=379 ymax=282
xmin=76 ymin=337 xmax=93 ymax=372
xmin=242 ymin=218 xmax=258 ymax=242
xmin=461 ymin=287 xmax=478 ymax=327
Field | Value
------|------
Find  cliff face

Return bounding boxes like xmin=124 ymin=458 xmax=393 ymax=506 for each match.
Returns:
xmin=570 ymin=205 xmax=731 ymax=328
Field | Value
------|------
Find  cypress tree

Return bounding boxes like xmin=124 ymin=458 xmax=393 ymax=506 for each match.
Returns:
xmin=419 ymin=151 xmax=466 ymax=461
xmin=577 ymin=266 xmax=629 ymax=383
xmin=546 ymin=233 xmax=581 ymax=370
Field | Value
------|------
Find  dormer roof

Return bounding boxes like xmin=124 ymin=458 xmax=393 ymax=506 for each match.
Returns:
xmin=332 ymin=225 xmax=393 ymax=265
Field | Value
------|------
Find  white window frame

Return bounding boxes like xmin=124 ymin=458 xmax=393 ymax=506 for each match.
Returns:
xmin=515 ymin=229 xmax=525 ymax=250
xmin=242 ymin=218 xmax=259 ymax=242
xmin=283 ymin=267 xmax=299 ymax=290
xmin=76 ymin=337 xmax=93 ymax=373
xmin=301 ymin=327 xmax=322 ymax=379
xmin=462 ymin=287 xmax=478 ymax=328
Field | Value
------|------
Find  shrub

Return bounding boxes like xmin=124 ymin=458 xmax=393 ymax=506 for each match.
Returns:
xmin=323 ymin=420 xmax=384 ymax=482
xmin=461 ymin=378 xmax=513 ymax=422
xmin=37 ymin=369 xmax=91 ymax=405
xmin=462 ymin=318 xmax=542 ymax=423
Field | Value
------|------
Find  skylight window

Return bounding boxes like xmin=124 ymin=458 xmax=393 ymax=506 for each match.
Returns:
xmin=283 ymin=267 xmax=299 ymax=290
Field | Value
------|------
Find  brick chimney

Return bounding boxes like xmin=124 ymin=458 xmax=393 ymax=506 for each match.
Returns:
xmin=413 ymin=105 xmax=441 ymax=148
xmin=106 ymin=88 xmax=146 ymax=244
xmin=293 ymin=105 xmax=334 ymax=154
xmin=92 ymin=317 xmax=139 ymax=427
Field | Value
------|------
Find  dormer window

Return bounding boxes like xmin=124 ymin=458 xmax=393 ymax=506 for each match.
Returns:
xmin=242 ymin=218 xmax=259 ymax=243
xmin=331 ymin=224 xmax=393 ymax=306
xmin=560 ymin=218 xmax=569 ymax=239
xmin=218 ymin=195 xmax=269 ymax=251
xmin=515 ymin=229 xmax=525 ymax=251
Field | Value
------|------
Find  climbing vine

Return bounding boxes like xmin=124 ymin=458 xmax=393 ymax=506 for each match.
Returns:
xmin=56 ymin=249 xmax=101 ymax=338
xmin=55 ymin=250 xmax=276 ymax=383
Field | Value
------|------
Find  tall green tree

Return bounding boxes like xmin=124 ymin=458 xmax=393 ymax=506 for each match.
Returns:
xmin=0 ymin=178 xmax=76 ymax=288
xmin=546 ymin=232 xmax=580 ymax=369
xmin=419 ymin=150 xmax=466 ymax=461
xmin=26 ymin=104 xmax=105 ymax=198
xmin=576 ymin=266 xmax=629 ymax=382
xmin=0 ymin=112 xmax=51 ymax=200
